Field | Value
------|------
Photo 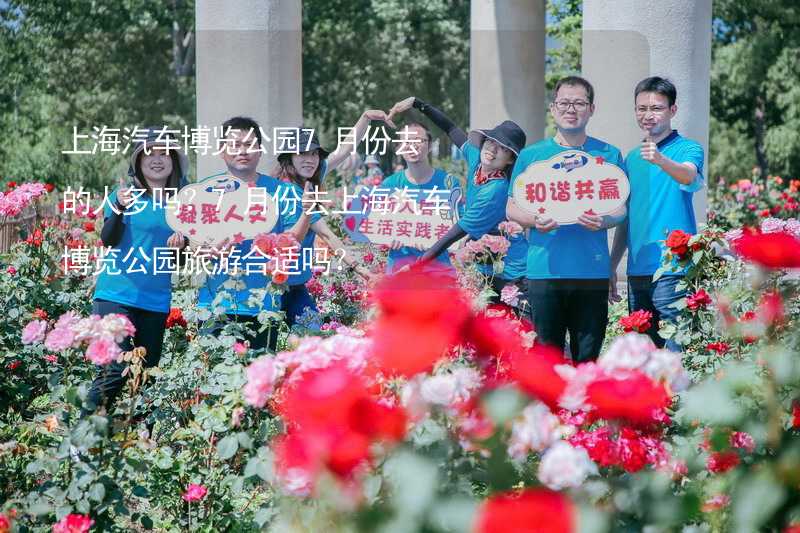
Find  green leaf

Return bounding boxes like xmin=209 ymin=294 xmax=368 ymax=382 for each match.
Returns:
xmin=732 ymin=470 xmax=786 ymax=532
xmin=217 ymin=434 xmax=239 ymax=460
xmin=677 ymin=380 xmax=743 ymax=425
xmin=140 ymin=515 xmax=154 ymax=529
xmin=384 ymin=451 xmax=438 ymax=517
xmin=88 ymin=482 xmax=106 ymax=503
xmin=254 ymin=507 xmax=276 ymax=528
xmin=237 ymin=431 xmax=253 ymax=450
xmin=482 ymin=387 xmax=525 ymax=426
xmin=244 ymin=456 xmax=272 ymax=481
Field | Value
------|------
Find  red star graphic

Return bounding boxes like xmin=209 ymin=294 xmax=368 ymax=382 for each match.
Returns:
xmin=232 ymin=232 xmax=245 ymax=244
xmin=595 ymin=156 xmax=605 ymax=165
xmin=538 ymin=207 xmax=546 ymax=214
xmin=188 ymin=228 xmax=197 ymax=235
xmin=584 ymin=209 xmax=597 ymax=215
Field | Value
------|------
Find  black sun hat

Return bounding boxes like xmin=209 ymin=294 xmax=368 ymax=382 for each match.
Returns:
xmin=468 ymin=120 xmax=527 ymax=156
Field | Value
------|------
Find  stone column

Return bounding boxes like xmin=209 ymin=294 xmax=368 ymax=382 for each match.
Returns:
xmin=582 ymin=0 xmax=712 ymax=223
xmin=195 ymin=0 xmax=302 ymax=179
xmin=470 ymin=0 xmax=546 ymax=142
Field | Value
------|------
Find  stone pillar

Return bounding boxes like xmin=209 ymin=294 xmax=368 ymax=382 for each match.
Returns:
xmin=470 ymin=0 xmax=546 ymax=142
xmin=195 ymin=0 xmax=302 ymax=179
xmin=582 ymin=0 xmax=712 ymax=225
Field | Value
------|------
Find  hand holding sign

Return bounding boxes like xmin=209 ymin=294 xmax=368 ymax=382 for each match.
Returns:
xmin=576 ymin=210 xmax=603 ymax=231
xmin=640 ymin=136 xmax=664 ymax=165
xmin=117 ymin=176 xmax=133 ymax=210
xmin=534 ymin=217 xmax=559 ymax=233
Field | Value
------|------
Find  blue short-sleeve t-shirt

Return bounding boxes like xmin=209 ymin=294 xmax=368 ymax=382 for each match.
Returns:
xmin=625 ymin=130 xmax=705 ymax=276
xmin=456 ymin=142 xmax=528 ymax=281
xmin=197 ymin=173 xmax=286 ymax=315
xmin=509 ymin=137 xmax=625 ymax=280
xmin=380 ymin=168 xmax=458 ymax=274
xmin=93 ymin=189 xmax=176 ymax=313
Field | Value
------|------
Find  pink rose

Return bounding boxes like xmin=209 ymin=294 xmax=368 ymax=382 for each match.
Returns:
xmin=500 ymin=284 xmax=521 ymax=307
xmin=182 ymin=483 xmax=208 ymax=502
xmin=22 ymin=320 xmax=48 ymax=344
xmin=244 ymin=356 xmax=279 ymax=408
xmin=52 ymin=513 xmax=94 ymax=533
xmin=85 ymin=336 xmax=121 ymax=365
xmin=44 ymin=327 xmax=76 ymax=352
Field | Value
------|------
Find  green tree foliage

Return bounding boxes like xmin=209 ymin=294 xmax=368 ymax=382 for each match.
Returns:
xmin=0 ymin=0 xmax=195 ymax=189
xmin=302 ymin=0 xmax=469 ymax=154
xmin=710 ymin=0 xmax=800 ymax=181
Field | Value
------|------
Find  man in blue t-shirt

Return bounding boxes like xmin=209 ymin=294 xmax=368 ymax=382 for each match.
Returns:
xmin=506 ymin=76 xmax=627 ymax=362
xmin=197 ymin=116 xmax=312 ymax=351
xmin=610 ymin=77 xmax=705 ymax=352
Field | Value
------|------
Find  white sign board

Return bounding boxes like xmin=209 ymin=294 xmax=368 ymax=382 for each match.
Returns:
xmin=511 ymin=150 xmax=629 ymax=224
xmin=165 ymin=175 xmax=278 ymax=245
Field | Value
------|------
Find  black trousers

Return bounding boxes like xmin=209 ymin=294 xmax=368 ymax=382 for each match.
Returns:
xmin=85 ymin=299 xmax=168 ymax=412
xmin=527 ymin=278 xmax=609 ymax=363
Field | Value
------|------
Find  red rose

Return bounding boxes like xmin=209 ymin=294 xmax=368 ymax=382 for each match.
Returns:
xmin=707 ymin=450 xmax=740 ymax=473
xmin=733 ymin=231 xmax=800 ymax=269
xmin=585 ymin=370 xmax=671 ymax=426
xmin=45 ymin=183 xmax=55 ymax=193
xmin=82 ymin=221 xmax=95 ymax=232
xmin=371 ymin=268 xmax=471 ymax=377
xmin=792 ymin=402 xmax=800 ymax=429
xmin=706 ymin=342 xmax=730 ymax=355
xmin=665 ymin=229 xmax=692 ymax=259
xmin=33 ymin=308 xmax=48 ymax=320
xmin=474 ymin=488 xmax=575 ymax=533
xmin=6 ymin=181 xmax=17 ymax=189
xmin=757 ymin=291 xmax=785 ymax=327
xmin=617 ymin=427 xmax=649 ymax=473
xmin=686 ymin=289 xmax=712 ymax=311
xmin=619 ymin=309 xmax=653 ymax=333
xmin=165 ymin=308 xmax=187 ymax=329
xmin=509 ymin=345 xmax=569 ymax=410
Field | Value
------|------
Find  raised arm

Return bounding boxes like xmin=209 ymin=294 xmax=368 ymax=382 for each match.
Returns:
xmin=326 ymin=110 xmax=397 ymax=171
xmin=388 ymin=97 xmax=468 ymax=148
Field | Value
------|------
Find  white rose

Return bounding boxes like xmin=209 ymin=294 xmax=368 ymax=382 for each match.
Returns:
xmin=598 ymin=333 xmax=655 ymax=372
xmin=537 ymin=441 xmax=598 ymax=490
xmin=420 ymin=375 xmax=458 ymax=406
xmin=508 ymin=403 xmax=565 ymax=459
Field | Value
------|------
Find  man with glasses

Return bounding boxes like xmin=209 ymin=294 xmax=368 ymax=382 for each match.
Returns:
xmin=610 ymin=76 xmax=705 ymax=351
xmin=506 ymin=76 xmax=626 ymax=362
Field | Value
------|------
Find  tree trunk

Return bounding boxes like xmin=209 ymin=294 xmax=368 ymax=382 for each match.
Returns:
xmin=754 ymin=93 xmax=769 ymax=177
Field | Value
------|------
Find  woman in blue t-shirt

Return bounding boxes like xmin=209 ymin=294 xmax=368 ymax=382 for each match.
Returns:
xmin=86 ymin=128 xmax=189 ymax=413
xmin=387 ymin=97 xmax=529 ymax=306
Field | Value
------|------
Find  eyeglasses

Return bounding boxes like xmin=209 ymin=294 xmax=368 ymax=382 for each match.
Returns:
xmin=635 ymin=105 xmax=669 ymax=115
xmin=553 ymin=100 xmax=590 ymax=112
